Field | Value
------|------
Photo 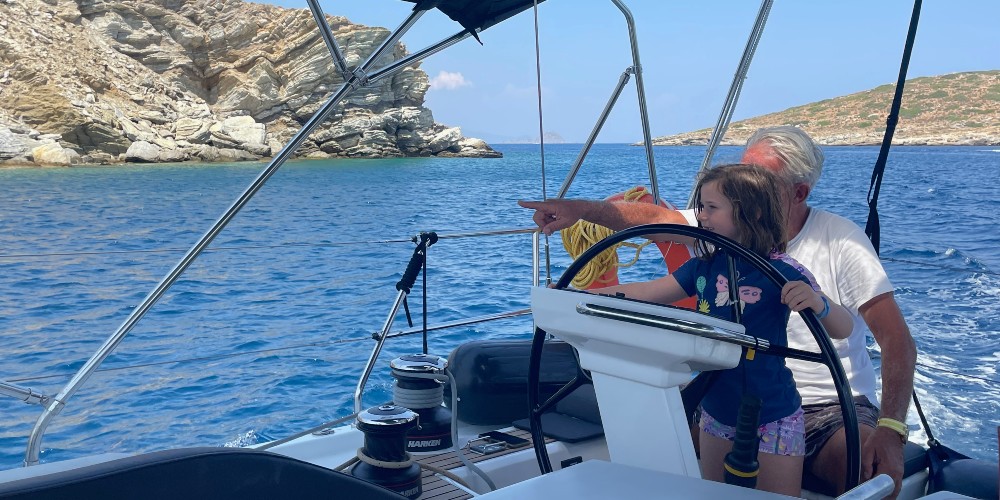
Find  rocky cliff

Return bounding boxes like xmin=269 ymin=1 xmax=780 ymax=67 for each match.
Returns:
xmin=650 ymin=70 xmax=1000 ymax=146
xmin=0 ymin=0 xmax=499 ymax=166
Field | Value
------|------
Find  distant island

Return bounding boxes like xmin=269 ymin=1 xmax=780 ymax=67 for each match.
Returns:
xmin=649 ymin=70 xmax=1000 ymax=146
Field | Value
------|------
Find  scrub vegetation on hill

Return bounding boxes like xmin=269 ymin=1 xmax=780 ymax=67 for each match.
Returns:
xmin=652 ymin=70 xmax=1000 ymax=146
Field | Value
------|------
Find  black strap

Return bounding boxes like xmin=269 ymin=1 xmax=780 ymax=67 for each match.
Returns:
xmin=864 ymin=0 xmax=922 ymax=254
xmin=926 ymin=438 xmax=973 ymax=493
xmin=911 ymin=388 xmax=936 ymax=444
xmin=862 ymin=0 xmax=943 ymax=457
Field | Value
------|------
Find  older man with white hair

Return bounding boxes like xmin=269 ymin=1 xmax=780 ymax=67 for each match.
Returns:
xmin=519 ymin=126 xmax=917 ymax=498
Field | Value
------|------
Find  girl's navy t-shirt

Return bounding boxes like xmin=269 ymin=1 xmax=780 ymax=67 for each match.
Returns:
xmin=672 ymin=249 xmax=818 ymax=426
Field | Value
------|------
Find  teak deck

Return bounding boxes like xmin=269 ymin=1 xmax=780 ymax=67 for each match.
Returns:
xmin=416 ymin=428 xmax=549 ymax=500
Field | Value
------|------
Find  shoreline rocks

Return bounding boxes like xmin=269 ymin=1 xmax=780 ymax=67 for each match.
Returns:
xmin=0 ymin=0 xmax=500 ymax=168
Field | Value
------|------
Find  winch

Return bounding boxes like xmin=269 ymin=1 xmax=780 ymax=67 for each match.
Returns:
xmin=390 ymin=353 xmax=453 ymax=453
xmin=350 ymin=404 xmax=422 ymax=499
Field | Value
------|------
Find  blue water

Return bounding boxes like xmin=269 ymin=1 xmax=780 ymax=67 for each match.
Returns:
xmin=1 ymin=144 xmax=997 ymax=470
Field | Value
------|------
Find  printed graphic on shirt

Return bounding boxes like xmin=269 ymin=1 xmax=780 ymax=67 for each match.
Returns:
xmin=711 ymin=273 xmax=765 ymax=314
xmin=696 ymin=276 xmax=711 ymax=313
xmin=698 ymin=298 xmax=711 ymax=313
xmin=738 ymin=285 xmax=763 ymax=313
xmin=714 ymin=274 xmax=730 ymax=307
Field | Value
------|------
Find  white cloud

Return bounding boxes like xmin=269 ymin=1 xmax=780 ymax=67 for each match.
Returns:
xmin=429 ymin=71 xmax=471 ymax=91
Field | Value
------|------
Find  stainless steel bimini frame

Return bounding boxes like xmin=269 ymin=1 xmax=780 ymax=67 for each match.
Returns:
xmin=352 ymin=0 xmax=663 ymax=413
xmin=13 ymin=0 xmax=662 ymax=466
xmin=686 ymin=0 xmax=773 ymax=209
xmin=556 ymin=0 xmax=660 ymax=203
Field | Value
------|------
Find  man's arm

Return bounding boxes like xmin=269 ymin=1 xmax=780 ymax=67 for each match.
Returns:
xmin=861 ymin=292 xmax=916 ymax=423
xmin=518 ymin=198 xmax=688 ymax=236
xmin=858 ymin=291 xmax=917 ymax=496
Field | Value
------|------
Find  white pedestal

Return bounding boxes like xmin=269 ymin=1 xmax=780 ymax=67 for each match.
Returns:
xmin=531 ymin=287 xmax=744 ymax=477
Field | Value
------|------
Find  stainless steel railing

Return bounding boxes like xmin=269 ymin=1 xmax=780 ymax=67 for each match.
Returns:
xmin=353 ymin=227 xmax=540 ymax=414
xmin=21 ymin=2 xmax=457 ymax=466
xmin=0 ymin=380 xmax=49 ymax=407
xmin=4 ymin=225 xmax=542 ymax=465
xmin=16 ymin=0 xmax=660 ymax=467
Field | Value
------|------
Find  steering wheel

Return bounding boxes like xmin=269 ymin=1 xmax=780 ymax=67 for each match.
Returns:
xmin=527 ymin=223 xmax=860 ymax=490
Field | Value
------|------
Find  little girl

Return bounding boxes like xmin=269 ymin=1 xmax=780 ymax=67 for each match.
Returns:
xmin=594 ymin=164 xmax=851 ymax=496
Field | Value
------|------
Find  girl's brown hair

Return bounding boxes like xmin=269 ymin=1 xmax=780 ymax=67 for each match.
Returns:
xmin=693 ymin=163 xmax=790 ymax=259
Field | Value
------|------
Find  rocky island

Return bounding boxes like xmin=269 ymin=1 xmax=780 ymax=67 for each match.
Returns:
xmin=0 ymin=0 xmax=499 ymax=167
xmin=650 ymin=70 xmax=1000 ymax=146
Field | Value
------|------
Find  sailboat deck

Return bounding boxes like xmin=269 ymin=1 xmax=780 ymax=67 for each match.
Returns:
xmin=417 ymin=428 xmax=549 ymax=500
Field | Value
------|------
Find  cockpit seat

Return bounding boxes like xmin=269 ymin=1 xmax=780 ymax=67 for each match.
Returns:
xmin=0 ymin=447 xmax=407 ymax=500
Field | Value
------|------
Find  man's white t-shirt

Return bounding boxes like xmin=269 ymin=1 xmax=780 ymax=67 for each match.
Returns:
xmin=784 ymin=208 xmax=891 ymax=407
xmin=679 ymin=208 xmax=891 ymax=407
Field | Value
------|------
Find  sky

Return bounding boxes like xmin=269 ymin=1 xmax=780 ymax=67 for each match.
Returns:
xmin=264 ymin=1 xmax=1000 ymax=143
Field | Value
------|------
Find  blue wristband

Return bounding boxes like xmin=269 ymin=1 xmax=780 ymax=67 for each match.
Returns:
xmin=817 ymin=296 xmax=830 ymax=319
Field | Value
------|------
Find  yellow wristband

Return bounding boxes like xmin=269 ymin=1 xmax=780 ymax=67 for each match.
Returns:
xmin=877 ymin=417 xmax=908 ymax=436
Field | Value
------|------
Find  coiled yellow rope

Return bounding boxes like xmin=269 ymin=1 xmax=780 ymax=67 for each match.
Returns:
xmin=560 ymin=187 xmax=655 ymax=289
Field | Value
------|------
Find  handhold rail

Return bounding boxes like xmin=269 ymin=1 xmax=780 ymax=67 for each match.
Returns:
xmin=0 ymin=380 xmax=49 ymax=407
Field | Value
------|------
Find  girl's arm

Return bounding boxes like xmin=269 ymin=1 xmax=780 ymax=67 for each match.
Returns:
xmin=780 ymin=281 xmax=853 ymax=339
xmin=591 ymin=274 xmax=691 ymax=305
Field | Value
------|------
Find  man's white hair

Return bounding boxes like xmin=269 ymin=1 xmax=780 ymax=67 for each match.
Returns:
xmin=746 ymin=126 xmax=824 ymax=187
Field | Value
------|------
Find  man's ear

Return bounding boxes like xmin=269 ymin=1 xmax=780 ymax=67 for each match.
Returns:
xmin=793 ymin=183 xmax=811 ymax=204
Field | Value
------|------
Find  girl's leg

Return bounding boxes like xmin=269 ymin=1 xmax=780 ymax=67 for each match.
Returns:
xmin=757 ymin=453 xmax=805 ymax=497
xmin=699 ymin=407 xmax=804 ymax=495
xmin=698 ymin=430 xmax=732 ymax=483
xmin=703 ymin=428 xmax=803 ymax=495
xmin=757 ymin=452 xmax=803 ymax=496
xmin=756 ymin=407 xmax=806 ymax=496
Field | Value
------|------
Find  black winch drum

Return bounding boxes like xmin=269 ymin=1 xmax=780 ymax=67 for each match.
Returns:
xmin=391 ymin=353 xmax=453 ymax=452
xmin=350 ymin=405 xmax=422 ymax=499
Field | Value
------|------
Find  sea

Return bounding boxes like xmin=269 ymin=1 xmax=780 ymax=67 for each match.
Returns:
xmin=1 ymin=144 xmax=997 ymax=470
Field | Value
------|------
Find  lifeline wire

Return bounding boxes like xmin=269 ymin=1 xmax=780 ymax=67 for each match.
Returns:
xmin=4 ymin=246 xmax=993 ymax=277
